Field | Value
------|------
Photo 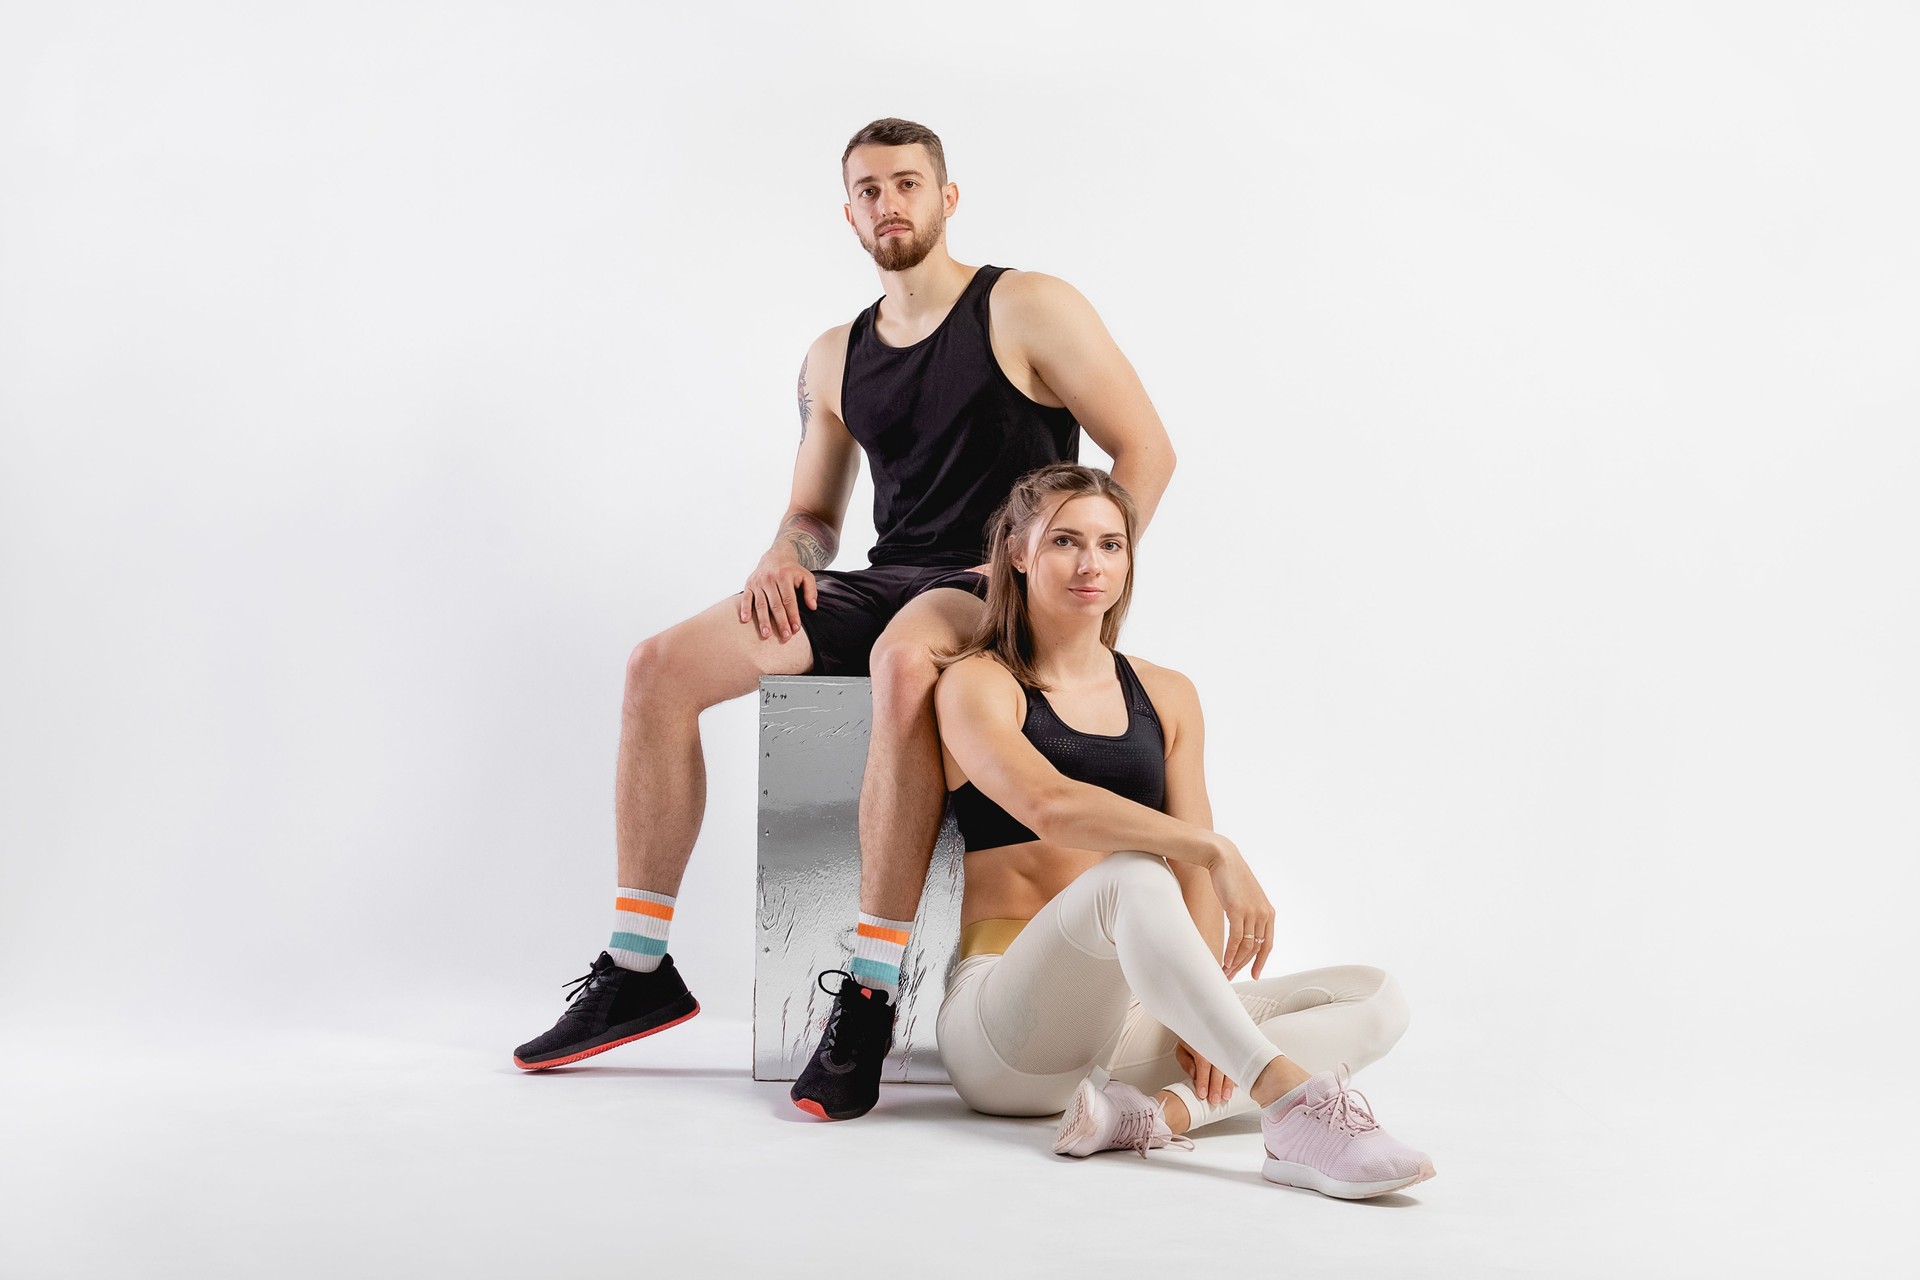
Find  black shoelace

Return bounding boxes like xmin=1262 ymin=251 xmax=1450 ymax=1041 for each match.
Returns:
xmin=814 ymin=969 xmax=880 ymax=1065
xmin=563 ymin=957 xmax=618 ymax=1008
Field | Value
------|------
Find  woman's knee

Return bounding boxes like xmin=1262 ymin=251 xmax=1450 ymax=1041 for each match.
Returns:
xmin=1089 ymin=850 xmax=1181 ymax=898
xmin=1066 ymin=851 xmax=1183 ymax=941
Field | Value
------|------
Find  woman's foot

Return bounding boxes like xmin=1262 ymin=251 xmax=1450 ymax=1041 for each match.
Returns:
xmin=1054 ymin=1069 xmax=1195 ymax=1157
xmin=1259 ymin=1066 xmax=1435 ymax=1199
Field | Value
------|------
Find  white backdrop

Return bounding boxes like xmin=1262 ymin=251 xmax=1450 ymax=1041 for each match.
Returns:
xmin=3 ymin=0 xmax=1915 ymax=1245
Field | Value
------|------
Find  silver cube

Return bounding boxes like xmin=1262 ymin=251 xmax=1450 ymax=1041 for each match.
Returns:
xmin=754 ymin=677 xmax=963 ymax=1082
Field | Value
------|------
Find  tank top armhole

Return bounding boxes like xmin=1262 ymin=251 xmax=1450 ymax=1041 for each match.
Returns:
xmin=841 ymin=300 xmax=878 ymax=421
xmin=978 ymin=267 xmax=1076 ymax=417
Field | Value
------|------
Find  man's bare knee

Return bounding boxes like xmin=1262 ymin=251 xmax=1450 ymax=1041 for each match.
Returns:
xmin=628 ymin=602 xmax=804 ymax=714
xmin=625 ymin=632 xmax=678 ymax=701
xmin=869 ymin=640 xmax=940 ymax=717
xmin=627 ymin=629 xmax=726 ymax=714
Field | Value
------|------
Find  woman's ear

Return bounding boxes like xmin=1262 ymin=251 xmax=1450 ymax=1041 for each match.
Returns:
xmin=1008 ymin=531 xmax=1029 ymax=575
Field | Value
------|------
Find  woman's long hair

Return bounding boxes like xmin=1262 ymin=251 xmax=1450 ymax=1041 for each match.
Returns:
xmin=938 ymin=463 xmax=1141 ymax=691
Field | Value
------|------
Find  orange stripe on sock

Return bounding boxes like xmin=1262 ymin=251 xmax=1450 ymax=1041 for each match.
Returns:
xmin=615 ymin=897 xmax=674 ymax=920
xmin=855 ymin=922 xmax=911 ymax=945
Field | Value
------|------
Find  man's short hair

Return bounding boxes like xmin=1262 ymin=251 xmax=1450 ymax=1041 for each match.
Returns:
xmin=841 ymin=118 xmax=948 ymax=189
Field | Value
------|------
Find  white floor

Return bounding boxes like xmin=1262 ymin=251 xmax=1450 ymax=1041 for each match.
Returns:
xmin=0 ymin=1017 xmax=1898 ymax=1279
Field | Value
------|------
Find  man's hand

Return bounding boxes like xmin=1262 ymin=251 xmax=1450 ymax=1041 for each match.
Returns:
xmin=740 ymin=545 xmax=818 ymax=641
xmin=742 ymin=511 xmax=837 ymax=641
xmin=1174 ymin=1041 xmax=1234 ymax=1108
xmin=1206 ymin=834 xmax=1276 ymax=979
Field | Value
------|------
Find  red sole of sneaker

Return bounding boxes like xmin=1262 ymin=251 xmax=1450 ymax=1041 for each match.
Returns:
xmin=511 ymin=1004 xmax=701 ymax=1071
xmin=790 ymin=1095 xmax=877 ymax=1121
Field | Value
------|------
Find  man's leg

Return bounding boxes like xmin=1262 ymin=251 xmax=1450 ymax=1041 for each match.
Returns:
xmin=615 ymin=596 xmax=814 ymax=894
xmin=789 ymin=586 xmax=984 ymax=1117
xmin=514 ymin=595 xmax=813 ymax=1070
xmin=855 ymin=587 xmax=985 ymax=957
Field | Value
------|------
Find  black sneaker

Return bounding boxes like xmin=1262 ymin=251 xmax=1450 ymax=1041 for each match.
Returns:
xmin=790 ymin=970 xmax=896 ymax=1120
xmin=512 ymin=951 xmax=700 ymax=1070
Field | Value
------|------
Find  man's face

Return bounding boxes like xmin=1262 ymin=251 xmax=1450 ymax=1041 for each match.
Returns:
xmin=843 ymin=144 xmax=955 ymax=272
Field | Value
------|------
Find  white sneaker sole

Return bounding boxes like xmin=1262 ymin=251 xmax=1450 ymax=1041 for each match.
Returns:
xmin=1262 ymin=1156 xmax=1437 ymax=1200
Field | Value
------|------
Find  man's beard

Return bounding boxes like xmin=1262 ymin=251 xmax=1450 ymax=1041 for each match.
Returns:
xmin=864 ymin=217 xmax=942 ymax=271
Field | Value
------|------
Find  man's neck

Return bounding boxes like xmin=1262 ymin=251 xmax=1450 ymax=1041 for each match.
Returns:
xmin=875 ymin=248 xmax=974 ymax=332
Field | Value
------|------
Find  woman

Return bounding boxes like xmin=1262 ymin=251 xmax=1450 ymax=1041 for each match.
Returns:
xmin=932 ymin=463 xmax=1434 ymax=1198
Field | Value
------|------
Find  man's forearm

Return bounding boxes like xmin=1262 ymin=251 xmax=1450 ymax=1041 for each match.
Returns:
xmin=774 ymin=510 xmax=839 ymax=571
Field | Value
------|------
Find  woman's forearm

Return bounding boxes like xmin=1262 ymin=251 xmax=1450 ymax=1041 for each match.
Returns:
xmin=1028 ymin=777 xmax=1225 ymax=868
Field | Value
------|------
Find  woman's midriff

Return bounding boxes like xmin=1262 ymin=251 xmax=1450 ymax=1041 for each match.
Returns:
xmin=959 ymin=840 xmax=1107 ymax=950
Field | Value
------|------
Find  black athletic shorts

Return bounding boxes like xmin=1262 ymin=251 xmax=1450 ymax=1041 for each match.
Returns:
xmin=799 ymin=563 xmax=989 ymax=676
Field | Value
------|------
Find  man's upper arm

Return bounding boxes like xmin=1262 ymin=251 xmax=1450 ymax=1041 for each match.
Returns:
xmin=935 ymin=659 xmax=1068 ymax=829
xmin=1002 ymin=273 xmax=1175 ymax=502
xmin=790 ymin=327 xmax=861 ymax=528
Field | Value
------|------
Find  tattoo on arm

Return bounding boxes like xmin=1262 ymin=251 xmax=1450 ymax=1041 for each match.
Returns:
xmin=796 ymin=354 xmax=812 ymax=442
xmin=780 ymin=511 xmax=837 ymax=571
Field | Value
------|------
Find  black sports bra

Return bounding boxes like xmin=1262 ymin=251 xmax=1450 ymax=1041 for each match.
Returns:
xmin=949 ymin=651 xmax=1167 ymax=853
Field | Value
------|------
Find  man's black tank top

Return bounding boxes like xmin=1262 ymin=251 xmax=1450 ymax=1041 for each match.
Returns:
xmin=949 ymin=651 xmax=1167 ymax=852
xmin=841 ymin=265 xmax=1081 ymax=568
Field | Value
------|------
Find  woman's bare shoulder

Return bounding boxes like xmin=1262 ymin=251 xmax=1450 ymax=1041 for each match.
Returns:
xmin=1124 ymin=653 xmax=1198 ymax=702
xmin=936 ymin=653 xmax=1029 ymax=753
xmin=937 ymin=652 xmax=1024 ymax=710
xmin=940 ymin=650 xmax=1017 ymax=687
xmin=1123 ymin=654 xmax=1204 ymax=733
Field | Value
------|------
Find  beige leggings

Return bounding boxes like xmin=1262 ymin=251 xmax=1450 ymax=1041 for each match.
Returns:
xmin=936 ymin=852 xmax=1410 ymax=1126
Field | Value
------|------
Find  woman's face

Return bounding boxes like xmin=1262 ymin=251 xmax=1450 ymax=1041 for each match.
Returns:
xmin=1014 ymin=494 xmax=1131 ymax=626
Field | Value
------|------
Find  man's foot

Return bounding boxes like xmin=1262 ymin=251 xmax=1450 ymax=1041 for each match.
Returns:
xmin=1260 ymin=1065 xmax=1436 ymax=1199
xmin=512 ymin=952 xmax=700 ymax=1070
xmin=1054 ymin=1068 xmax=1195 ymax=1158
xmin=790 ymin=971 xmax=895 ymax=1120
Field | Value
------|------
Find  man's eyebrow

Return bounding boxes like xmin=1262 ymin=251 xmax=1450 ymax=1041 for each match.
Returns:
xmin=850 ymin=169 xmax=928 ymax=186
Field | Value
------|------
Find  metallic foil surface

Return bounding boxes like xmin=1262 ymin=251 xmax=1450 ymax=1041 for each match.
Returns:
xmin=754 ymin=677 xmax=963 ymax=1082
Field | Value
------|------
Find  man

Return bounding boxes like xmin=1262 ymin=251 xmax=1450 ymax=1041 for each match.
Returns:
xmin=513 ymin=118 xmax=1176 ymax=1122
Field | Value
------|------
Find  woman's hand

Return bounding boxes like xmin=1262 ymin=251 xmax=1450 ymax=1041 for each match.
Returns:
xmin=1207 ymin=834 xmax=1275 ymax=979
xmin=1174 ymin=1040 xmax=1234 ymax=1108
xmin=739 ymin=545 xmax=818 ymax=641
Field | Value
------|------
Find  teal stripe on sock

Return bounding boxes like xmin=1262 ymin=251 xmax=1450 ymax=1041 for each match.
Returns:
xmin=849 ymin=957 xmax=899 ymax=985
xmin=610 ymin=932 xmax=668 ymax=956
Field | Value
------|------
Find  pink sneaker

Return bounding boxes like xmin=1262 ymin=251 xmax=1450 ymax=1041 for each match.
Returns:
xmin=1260 ymin=1065 xmax=1435 ymax=1199
xmin=1054 ymin=1068 xmax=1195 ymax=1158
